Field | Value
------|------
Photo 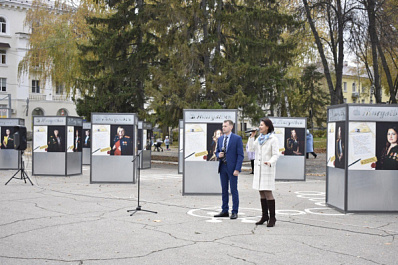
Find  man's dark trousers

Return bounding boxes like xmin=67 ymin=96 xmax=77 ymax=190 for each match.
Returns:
xmin=219 ymin=163 xmax=239 ymax=214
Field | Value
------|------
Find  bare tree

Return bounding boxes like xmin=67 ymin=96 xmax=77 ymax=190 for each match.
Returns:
xmin=302 ymin=0 xmax=359 ymax=105
xmin=348 ymin=0 xmax=397 ymax=103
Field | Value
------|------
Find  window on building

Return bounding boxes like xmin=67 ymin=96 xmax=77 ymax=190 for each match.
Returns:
xmin=56 ymin=108 xmax=68 ymax=116
xmin=0 ymin=78 xmax=6 ymax=92
xmin=56 ymin=83 xmax=64 ymax=94
xmin=362 ymin=99 xmax=365 ymax=104
xmin=352 ymin=83 xmax=356 ymax=92
xmin=0 ymin=50 xmax=5 ymax=64
xmin=32 ymin=108 xmax=44 ymax=116
xmin=343 ymin=82 xmax=347 ymax=92
xmin=32 ymin=80 xmax=40 ymax=93
xmin=0 ymin=17 xmax=6 ymax=33
xmin=362 ymin=86 xmax=365 ymax=93
xmin=370 ymin=99 xmax=373 ymax=104
xmin=343 ymin=98 xmax=347 ymax=103
xmin=353 ymin=98 xmax=356 ymax=103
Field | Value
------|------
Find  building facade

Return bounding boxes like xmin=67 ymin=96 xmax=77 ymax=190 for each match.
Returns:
xmin=341 ymin=62 xmax=390 ymax=104
xmin=0 ymin=0 xmax=78 ymax=132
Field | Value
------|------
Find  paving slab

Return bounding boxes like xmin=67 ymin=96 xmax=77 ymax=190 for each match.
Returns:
xmin=0 ymin=153 xmax=396 ymax=265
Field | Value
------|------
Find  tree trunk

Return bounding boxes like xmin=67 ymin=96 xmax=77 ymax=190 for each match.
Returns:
xmin=376 ymin=42 xmax=397 ymax=103
xmin=335 ymin=0 xmax=344 ymax=104
xmin=302 ymin=0 xmax=338 ymax=105
xmin=366 ymin=0 xmax=382 ymax=103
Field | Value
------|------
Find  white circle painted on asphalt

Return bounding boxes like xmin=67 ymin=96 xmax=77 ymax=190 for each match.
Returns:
xmin=276 ymin=210 xmax=306 ymax=215
xmin=305 ymin=208 xmax=346 ymax=216
xmin=295 ymin=191 xmax=325 ymax=196
xmin=188 ymin=207 xmax=308 ymax=222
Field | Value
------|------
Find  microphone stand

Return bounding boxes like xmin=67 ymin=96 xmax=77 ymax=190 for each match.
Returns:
xmin=127 ymin=150 xmax=157 ymax=216
xmin=5 ymin=150 xmax=33 ymax=186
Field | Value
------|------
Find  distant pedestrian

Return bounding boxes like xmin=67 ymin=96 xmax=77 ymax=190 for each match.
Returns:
xmin=246 ymin=141 xmax=255 ymax=174
xmin=153 ymin=138 xmax=163 ymax=152
xmin=306 ymin=129 xmax=317 ymax=159
xmin=164 ymin=136 xmax=170 ymax=150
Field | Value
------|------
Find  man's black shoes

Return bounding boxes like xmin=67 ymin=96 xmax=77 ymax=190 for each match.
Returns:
xmin=214 ymin=212 xmax=229 ymax=218
xmin=230 ymin=213 xmax=238 ymax=219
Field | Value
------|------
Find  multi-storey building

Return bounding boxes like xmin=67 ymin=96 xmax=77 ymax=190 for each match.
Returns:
xmin=0 ymin=0 xmax=78 ymax=132
xmin=341 ymin=62 xmax=391 ymax=104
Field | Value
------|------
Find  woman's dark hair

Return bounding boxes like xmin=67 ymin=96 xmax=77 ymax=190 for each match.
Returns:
xmin=385 ymin=126 xmax=398 ymax=148
xmin=260 ymin=118 xmax=274 ymax=133
xmin=380 ymin=126 xmax=398 ymax=168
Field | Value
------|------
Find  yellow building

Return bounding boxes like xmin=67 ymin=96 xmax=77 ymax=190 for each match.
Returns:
xmin=342 ymin=62 xmax=390 ymax=104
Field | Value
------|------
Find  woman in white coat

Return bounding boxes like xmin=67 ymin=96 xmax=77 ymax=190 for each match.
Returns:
xmin=248 ymin=118 xmax=280 ymax=227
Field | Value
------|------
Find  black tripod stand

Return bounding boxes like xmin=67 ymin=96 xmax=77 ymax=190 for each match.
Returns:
xmin=5 ymin=150 xmax=33 ymax=186
xmin=127 ymin=151 xmax=157 ymax=216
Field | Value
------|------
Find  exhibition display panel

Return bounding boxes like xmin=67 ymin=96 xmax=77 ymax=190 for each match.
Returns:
xmin=268 ymin=117 xmax=307 ymax=181
xmin=178 ymin=119 xmax=183 ymax=174
xmin=90 ymin=113 xmax=138 ymax=183
xmin=183 ymin=109 xmax=237 ymax=195
xmin=0 ymin=118 xmax=24 ymax=170
xmin=326 ymin=104 xmax=398 ymax=212
xmin=137 ymin=121 xmax=152 ymax=169
xmin=82 ymin=122 xmax=91 ymax=165
xmin=33 ymin=116 xmax=83 ymax=176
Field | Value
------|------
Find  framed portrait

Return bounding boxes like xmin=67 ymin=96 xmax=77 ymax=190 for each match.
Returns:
xmin=47 ymin=126 xmax=65 ymax=152
xmin=83 ymin=129 xmax=91 ymax=149
xmin=375 ymin=123 xmax=398 ymax=170
xmin=206 ymin=123 xmax=223 ymax=161
xmin=109 ymin=125 xmax=134 ymax=156
xmin=284 ymin=128 xmax=305 ymax=156
xmin=0 ymin=126 xmax=15 ymax=150
xmin=334 ymin=122 xmax=346 ymax=169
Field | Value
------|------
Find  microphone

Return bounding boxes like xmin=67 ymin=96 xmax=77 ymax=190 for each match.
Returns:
xmin=245 ymin=128 xmax=258 ymax=133
xmin=221 ymin=147 xmax=227 ymax=164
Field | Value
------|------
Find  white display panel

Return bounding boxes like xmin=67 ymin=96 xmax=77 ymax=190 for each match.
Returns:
xmin=348 ymin=122 xmax=376 ymax=170
xmin=185 ymin=123 xmax=207 ymax=161
xmin=67 ymin=126 xmax=74 ymax=152
xmin=92 ymin=125 xmax=111 ymax=156
xmin=33 ymin=126 xmax=48 ymax=152
xmin=327 ymin=122 xmax=335 ymax=167
xmin=273 ymin=127 xmax=285 ymax=155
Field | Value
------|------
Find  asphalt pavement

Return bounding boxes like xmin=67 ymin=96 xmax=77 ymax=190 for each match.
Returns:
xmin=0 ymin=151 xmax=396 ymax=265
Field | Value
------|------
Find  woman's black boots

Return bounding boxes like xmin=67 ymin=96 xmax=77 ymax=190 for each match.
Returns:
xmin=267 ymin=199 xmax=276 ymax=227
xmin=256 ymin=198 xmax=269 ymax=225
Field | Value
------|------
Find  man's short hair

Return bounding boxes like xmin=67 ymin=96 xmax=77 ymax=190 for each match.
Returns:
xmin=223 ymin=120 xmax=234 ymax=126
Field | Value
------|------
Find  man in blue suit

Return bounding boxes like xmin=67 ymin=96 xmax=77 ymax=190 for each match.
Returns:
xmin=214 ymin=120 xmax=244 ymax=219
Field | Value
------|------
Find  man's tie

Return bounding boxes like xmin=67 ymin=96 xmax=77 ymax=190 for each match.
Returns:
xmin=223 ymin=136 xmax=228 ymax=151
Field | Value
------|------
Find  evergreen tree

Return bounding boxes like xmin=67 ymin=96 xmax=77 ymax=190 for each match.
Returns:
xmin=289 ymin=64 xmax=329 ymax=128
xmin=76 ymin=0 xmax=157 ymax=119
xmin=147 ymin=0 xmax=300 ymax=129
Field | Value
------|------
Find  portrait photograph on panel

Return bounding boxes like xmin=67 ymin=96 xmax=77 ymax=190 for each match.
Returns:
xmin=83 ymin=129 xmax=91 ymax=149
xmin=185 ymin=123 xmax=207 ymax=161
xmin=347 ymin=122 xmax=376 ymax=170
xmin=376 ymin=123 xmax=398 ymax=170
xmin=334 ymin=121 xmax=346 ymax=169
xmin=137 ymin=128 xmax=143 ymax=150
xmin=327 ymin=122 xmax=335 ymax=167
xmin=284 ymin=128 xmax=305 ymax=156
xmin=110 ymin=125 xmax=134 ymax=156
xmin=73 ymin=126 xmax=83 ymax=152
xmin=1 ymin=126 xmax=15 ymax=149
xmin=206 ymin=123 xmax=223 ymax=161
xmin=47 ymin=126 xmax=65 ymax=152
